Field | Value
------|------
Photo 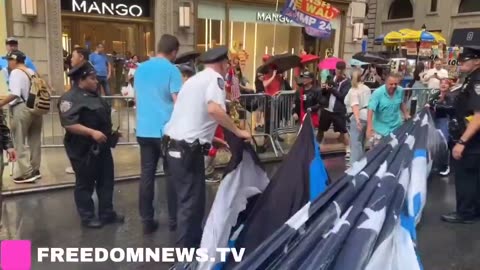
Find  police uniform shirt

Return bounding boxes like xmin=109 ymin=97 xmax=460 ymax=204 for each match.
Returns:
xmin=58 ymin=87 xmax=112 ymax=159
xmin=164 ymin=67 xmax=226 ymax=144
xmin=456 ymin=68 xmax=480 ymax=153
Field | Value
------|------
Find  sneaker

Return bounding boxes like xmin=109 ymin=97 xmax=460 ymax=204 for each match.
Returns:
xmin=34 ymin=170 xmax=42 ymax=179
xmin=65 ymin=167 xmax=75 ymax=174
xmin=13 ymin=173 xmax=37 ymax=184
xmin=439 ymin=166 xmax=450 ymax=176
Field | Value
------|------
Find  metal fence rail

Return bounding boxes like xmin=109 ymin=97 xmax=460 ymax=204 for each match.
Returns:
xmin=41 ymin=96 xmax=137 ymax=147
xmin=236 ymin=93 xmax=279 ymax=156
xmin=403 ymin=88 xmax=438 ymax=114
xmin=20 ymin=88 xmax=437 ymax=151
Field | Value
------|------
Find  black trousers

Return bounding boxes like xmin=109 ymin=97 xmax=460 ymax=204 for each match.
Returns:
xmin=166 ymin=145 xmax=205 ymax=248
xmin=70 ymin=148 xmax=116 ymax=221
xmin=137 ymin=137 xmax=177 ymax=226
xmin=454 ymin=153 xmax=480 ymax=217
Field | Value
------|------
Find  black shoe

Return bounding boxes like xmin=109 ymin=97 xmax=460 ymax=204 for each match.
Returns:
xmin=100 ymin=214 xmax=125 ymax=225
xmin=441 ymin=212 xmax=476 ymax=224
xmin=81 ymin=219 xmax=103 ymax=229
xmin=143 ymin=220 xmax=159 ymax=234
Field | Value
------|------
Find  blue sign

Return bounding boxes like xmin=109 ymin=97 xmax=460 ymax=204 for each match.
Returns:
xmin=305 ymin=27 xmax=331 ymax=39
xmin=281 ymin=0 xmax=332 ymax=36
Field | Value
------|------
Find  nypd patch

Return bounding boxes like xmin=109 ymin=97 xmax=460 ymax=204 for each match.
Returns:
xmin=60 ymin=100 xmax=72 ymax=113
xmin=217 ymin=78 xmax=225 ymax=90
xmin=475 ymin=84 xmax=480 ymax=95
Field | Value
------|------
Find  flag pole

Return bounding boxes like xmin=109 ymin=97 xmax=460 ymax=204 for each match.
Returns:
xmin=272 ymin=0 xmax=280 ymax=55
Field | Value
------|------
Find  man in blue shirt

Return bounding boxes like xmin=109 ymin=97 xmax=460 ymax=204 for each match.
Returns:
xmin=367 ymin=73 xmax=411 ymax=145
xmin=89 ymin=43 xmax=112 ymax=98
xmin=0 ymin=38 xmax=37 ymax=83
xmin=134 ymin=34 xmax=183 ymax=234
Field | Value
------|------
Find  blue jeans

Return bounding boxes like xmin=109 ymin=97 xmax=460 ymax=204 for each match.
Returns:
xmin=348 ymin=115 xmax=367 ymax=165
xmin=435 ymin=117 xmax=449 ymax=142
xmin=97 ymin=76 xmax=111 ymax=106
xmin=435 ymin=117 xmax=450 ymax=170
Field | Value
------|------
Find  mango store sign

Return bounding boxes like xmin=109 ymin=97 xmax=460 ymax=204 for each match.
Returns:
xmin=61 ymin=0 xmax=151 ymax=17
xmin=256 ymin=12 xmax=293 ymax=24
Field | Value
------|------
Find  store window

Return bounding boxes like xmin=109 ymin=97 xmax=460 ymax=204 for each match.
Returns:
xmin=197 ymin=2 xmax=341 ymax=83
xmin=430 ymin=0 xmax=438 ymax=12
xmin=458 ymin=0 xmax=480 ymax=13
xmin=388 ymin=0 xmax=413 ymax=19
xmin=197 ymin=2 xmax=226 ymax=51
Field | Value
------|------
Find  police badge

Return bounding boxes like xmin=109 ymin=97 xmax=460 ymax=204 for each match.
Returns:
xmin=60 ymin=100 xmax=72 ymax=113
xmin=217 ymin=78 xmax=225 ymax=90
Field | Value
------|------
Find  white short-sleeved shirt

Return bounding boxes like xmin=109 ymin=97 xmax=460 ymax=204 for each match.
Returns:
xmin=164 ymin=68 xmax=226 ymax=144
xmin=345 ymin=83 xmax=371 ymax=121
xmin=8 ymin=68 xmax=34 ymax=106
xmin=423 ymin=68 xmax=449 ymax=90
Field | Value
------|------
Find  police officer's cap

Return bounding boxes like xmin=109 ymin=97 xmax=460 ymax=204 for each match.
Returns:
xmin=176 ymin=64 xmax=195 ymax=76
xmin=5 ymin=37 xmax=18 ymax=45
xmin=458 ymin=46 xmax=480 ymax=62
xmin=198 ymin=46 xmax=229 ymax=64
xmin=6 ymin=50 xmax=26 ymax=62
xmin=68 ymin=62 xmax=96 ymax=80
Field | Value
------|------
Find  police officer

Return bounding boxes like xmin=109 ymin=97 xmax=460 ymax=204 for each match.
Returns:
xmin=58 ymin=62 xmax=124 ymax=228
xmin=442 ymin=46 xmax=480 ymax=224
xmin=163 ymin=46 xmax=251 ymax=248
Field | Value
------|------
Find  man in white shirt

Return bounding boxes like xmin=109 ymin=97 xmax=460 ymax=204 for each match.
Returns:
xmin=423 ymin=59 xmax=449 ymax=89
xmin=0 ymin=50 xmax=42 ymax=183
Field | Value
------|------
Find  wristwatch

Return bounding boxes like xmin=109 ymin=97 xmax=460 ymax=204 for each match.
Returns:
xmin=457 ymin=139 xmax=467 ymax=145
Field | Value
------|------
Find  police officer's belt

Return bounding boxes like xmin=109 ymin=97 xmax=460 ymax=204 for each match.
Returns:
xmin=166 ymin=137 xmax=211 ymax=156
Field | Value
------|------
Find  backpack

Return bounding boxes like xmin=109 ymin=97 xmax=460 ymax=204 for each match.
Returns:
xmin=17 ymin=67 xmax=51 ymax=115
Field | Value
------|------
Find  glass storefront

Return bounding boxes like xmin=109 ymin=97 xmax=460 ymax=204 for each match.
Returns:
xmin=60 ymin=0 xmax=154 ymax=91
xmin=197 ymin=1 xmax=341 ymax=83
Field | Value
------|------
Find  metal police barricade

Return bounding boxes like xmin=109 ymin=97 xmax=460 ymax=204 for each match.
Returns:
xmin=41 ymin=96 xmax=138 ymax=147
xmin=236 ymin=93 xmax=280 ymax=157
xmin=271 ymin=91 xmax=298 ymax=155
xmin=404 ymin=88 xmax=437 ymax=115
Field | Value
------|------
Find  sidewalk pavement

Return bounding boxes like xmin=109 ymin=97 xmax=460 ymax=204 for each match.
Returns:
xmin=1 ymin=131 xmax=346 ymax=195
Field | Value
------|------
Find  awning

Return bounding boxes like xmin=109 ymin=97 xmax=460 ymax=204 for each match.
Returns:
xmin=450 ymin=28 xmax=480 ymax=46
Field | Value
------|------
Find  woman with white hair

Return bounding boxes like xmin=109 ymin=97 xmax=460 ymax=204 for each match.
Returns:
xmin=345 ymin=70 xmax=372 ymax=165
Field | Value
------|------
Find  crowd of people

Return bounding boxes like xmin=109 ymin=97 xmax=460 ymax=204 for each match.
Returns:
xmin=1 ymin=32 xmax=480 ymax=247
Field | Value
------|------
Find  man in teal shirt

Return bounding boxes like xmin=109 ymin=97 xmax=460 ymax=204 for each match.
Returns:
xmin=367 ymin=74 xmax=411 ymax=144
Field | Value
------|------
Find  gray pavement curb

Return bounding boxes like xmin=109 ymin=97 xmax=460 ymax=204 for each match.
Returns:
xmin=2 ymin=151 xmax=345 ymax=197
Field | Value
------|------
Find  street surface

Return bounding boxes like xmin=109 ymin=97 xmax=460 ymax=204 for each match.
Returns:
xmin=3 ymin=157 xmax=479 ymax=270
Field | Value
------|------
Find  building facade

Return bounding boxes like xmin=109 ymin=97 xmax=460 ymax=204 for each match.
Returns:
xmin=4 ymin=0 xmax=370 ymax=91
xmin=195 ymin=0 xmax=367 ymax=82
xmin=0 ymin=0 xmax=8 ymax=95
xmin=4 ymin=0 xmax=195 ymax=93
xmin=372 ymin=0 xmax=480 ymax=48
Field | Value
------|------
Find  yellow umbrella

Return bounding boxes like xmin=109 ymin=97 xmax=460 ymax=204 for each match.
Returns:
xmin=384 ymin=31 xmax=405 ymax=45
xmin=430 ymin=32 xmax=446 ymax=44
xmin=403 ymin=30 xmax=446 ymax=43
xmin=403 ymin=30 xmax=436 ymax=42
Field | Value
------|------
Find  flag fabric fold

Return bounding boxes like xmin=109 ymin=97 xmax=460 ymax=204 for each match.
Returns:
xmin=233 ymin=109 xmax=446 ymax=270
xmin=196 ymin=131 xmax=269 ymax=270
